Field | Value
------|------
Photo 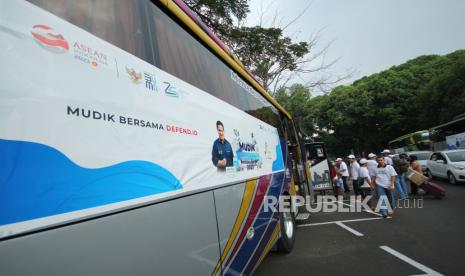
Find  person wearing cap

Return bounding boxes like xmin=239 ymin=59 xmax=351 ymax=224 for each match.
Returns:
xmin=382 ymin=149 xmax=394 ymax=166
xmin=367 ymin=153 xmax=378 ymax=179
xmin=335 ymin=158 xmax=350 ymax=192
xmin=348 ymin=154 xmax=361 ymax=197
xmin=373 ymin=155 xmax=397 ymax=218
xmin=359 ymin=159 xmax=374 ymax=206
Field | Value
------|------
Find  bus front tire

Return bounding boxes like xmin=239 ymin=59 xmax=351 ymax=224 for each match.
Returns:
xmin=276 ymin=207 xmax=296 ymax=253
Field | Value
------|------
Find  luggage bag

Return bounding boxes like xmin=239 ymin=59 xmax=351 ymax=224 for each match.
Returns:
xmin=420 ymin=181 xmax=445 ymax=199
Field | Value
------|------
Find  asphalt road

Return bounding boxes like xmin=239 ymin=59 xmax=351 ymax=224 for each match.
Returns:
xmin=256 ymin=179 xmax=465 ymax=276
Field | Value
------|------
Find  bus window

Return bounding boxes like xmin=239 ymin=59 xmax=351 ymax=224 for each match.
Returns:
xmin=28 ymin=0 xmax=155 ymax=64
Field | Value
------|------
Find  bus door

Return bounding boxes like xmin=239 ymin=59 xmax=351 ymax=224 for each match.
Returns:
xmin=305 ymin=142 xmax=332 ymax=196
xmin=283 ymin=118 xmax=310 ymax=198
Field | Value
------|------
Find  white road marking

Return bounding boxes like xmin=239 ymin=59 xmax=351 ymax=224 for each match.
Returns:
xmin=295 ymin=213 xmax=310 ymax=220
xmin=309 ymin=199 xmax=352 ymax=206
xmin=338 ymin=200 xmax=383 ymax=217
xmin=309 ymin=200 xmax=382 ymax=217
xmin=380 ymin=246 xmax=444 ymax=276
xmin=335 ymin=222 xmax=364 ymax=237
xmin=363 ymin=208 xmax=383 ymax=217
xmin=297 ymin=216 xmax=386 ymax=227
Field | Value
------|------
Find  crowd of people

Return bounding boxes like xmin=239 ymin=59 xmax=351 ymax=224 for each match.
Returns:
xmin=331 ymin=150 xmax=423 ymax=218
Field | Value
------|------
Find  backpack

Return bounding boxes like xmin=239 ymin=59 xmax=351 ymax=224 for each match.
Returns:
xmin=393 ymin=157 xmax=409 ymax=174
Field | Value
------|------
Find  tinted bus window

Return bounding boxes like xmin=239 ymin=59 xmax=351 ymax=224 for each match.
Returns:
xmin=28 ymin=0 xmax=154 ymax=64
xmin=28 ymin=0 xmax=281 ymax=128
xmin=146 ymin=2 xmax=281 ymax=128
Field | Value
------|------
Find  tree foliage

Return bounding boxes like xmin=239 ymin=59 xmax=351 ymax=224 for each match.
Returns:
xmin=277 ymin=50 xmax=465 ymax=157
xmin=183 ymin=0 xmax=249 ymax=39
xmin=229 ymin=27 xmax=309 ymax=92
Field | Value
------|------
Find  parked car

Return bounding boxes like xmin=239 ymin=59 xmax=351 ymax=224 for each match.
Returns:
xmin=405 ymin=151 xmax=432 ymax=174
xmin=426 ymin=150 xmax=465 ymax=184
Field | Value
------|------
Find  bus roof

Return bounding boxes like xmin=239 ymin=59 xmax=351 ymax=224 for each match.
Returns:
xmin=389 ymin=130 xmax=429 ymax=144
xmin=158 ymin=0 xmax=292 ymax=120
xmin=430 ymin=114 xmax=465 ymax=131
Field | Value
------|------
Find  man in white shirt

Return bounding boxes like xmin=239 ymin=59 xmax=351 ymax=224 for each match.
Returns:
xmin=367 ymin=153 xmax=378 ymax=179
xmin=348 ymin=154 xmax=361 ymax=196
xmin=373 ymin=155 xmax=397 ymax=218
xmin=359 ymin=159 xmax=374 ymax=207
xmin=336 ymin=158 xmax=350 ymax=192
xmin=382 ymin=149 xmax=393 ymax=165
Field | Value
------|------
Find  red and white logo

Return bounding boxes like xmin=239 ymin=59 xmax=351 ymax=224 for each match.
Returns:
xmin=31 ymin=24 xmax=69 ymax=53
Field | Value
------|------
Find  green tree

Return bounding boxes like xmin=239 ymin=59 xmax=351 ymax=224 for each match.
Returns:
xmin=183 ymin=0 xmax=249 ymax=39
xmin=417 ymin=50 xmax=465 ymax=126
xmin=275 ymin=84 xmax=310 ymax=118
xmin=228 ymin=26 xmax=309 ymax=92
xmin=303 ymin=50 xmax=465 ymax=156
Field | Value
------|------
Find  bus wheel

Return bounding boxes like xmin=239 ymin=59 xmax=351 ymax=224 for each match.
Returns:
xmin=277 ymin=199 xmax=296 ymax=253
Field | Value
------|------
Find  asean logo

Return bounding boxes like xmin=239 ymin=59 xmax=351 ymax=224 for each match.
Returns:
xmin=31 ymin=25 xmax=69 ymax=53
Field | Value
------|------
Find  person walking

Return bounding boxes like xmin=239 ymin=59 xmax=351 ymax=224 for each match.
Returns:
xmin=373 ymin=155 xmax=397 ymax=218
xmin=359 ymin=159 xmax=374 ymax=208
xmin=392 ymin=153 xmax=409 ymax=199
xmin=330 ymin=161 xmax=340 ymax=195
xmin=333 ymin=174 xmax=345 ymax=196
xmin=367 ymin=153 xmax=378 ymax=180
xmin=409 ymin=155 xmax=422 ymax=196
xmin=382 ymin=149 xmax=393 ymax=165
xmin=336 ymin=158 xmax=350 ymax=193
xmin=348 ymin=155 xmax=361 ymax=197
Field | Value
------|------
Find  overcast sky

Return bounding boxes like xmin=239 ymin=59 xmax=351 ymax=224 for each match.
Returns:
xmin=246 ymin=0 xmax=465 ymax=90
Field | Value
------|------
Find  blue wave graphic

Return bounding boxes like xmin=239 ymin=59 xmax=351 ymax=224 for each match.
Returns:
xmin=0 ymin=139 xmax=182 ymax=226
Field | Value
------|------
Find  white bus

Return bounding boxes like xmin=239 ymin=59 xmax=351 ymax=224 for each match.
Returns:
xmin=0 ymin=1 xmax=311 ymax=275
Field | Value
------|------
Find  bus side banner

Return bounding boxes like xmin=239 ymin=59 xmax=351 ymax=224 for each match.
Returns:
xmin=0 ymin=1 xmax=284 ymax=238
